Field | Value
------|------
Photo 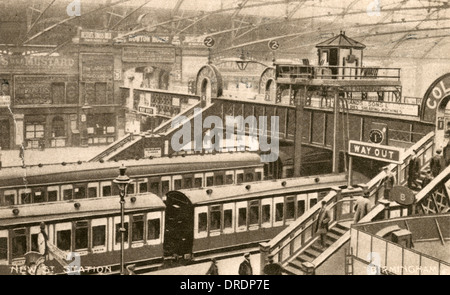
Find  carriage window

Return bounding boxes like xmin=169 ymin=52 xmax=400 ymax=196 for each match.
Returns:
xmin=210 ymin=206 xmax=221 ymax=231
xmin=74 ymin=187 xmax=86 ymax=199
xmin=92 ymin=225 xmax=106 ymax=247
xmin=206 ymin=176 xmax=214 ymax=187
xmin=224 ymin=209 xmax=232 ymax=228
xmin=88 ymin=187 xmax=97 ymax=198
xmin=150 ymin=182 xmax=159 ymax=195
xmin=238 ymin=208 xmax=247 ymax=227
xmin=75 ymin=221 xmax=89 ymax=250
xmin=127 ymin=183 xmax=135 ymax=195
xmin=297 ymin=200 xmax=305 ymax=217
xmin=198 ymin=213 xmax=207 ymax=232
xmin=246 ymin=173 xmax=254 ymax=182
xmin=132 ymin=215 xmax=144 ymax=242
xmin=115 ymin=222 xmax=129 ymax=244
xmin=147 ymin=218 xmax=160 ymax=240
xmin=215 ymin=175 xmax=223 ymax=186
xmin=237 ymin=173 xmax=244 ymax=184
xmin=102 ymin=185 xmax=112 ymax=197
xmin=63 ymin=189 xmax=73 ymax=200
xmin=226 ymin=174 xmax=234 ymax=184
xmin=256 ymin=172 xmax=262 ymax=181
xmin=194 ymin=177 xmax=202 ymax=188
xmin=249 ymin=201 xmax=259 ymax=225
xmin=31 ymin=233 xmax=39 ymax=252
xmin=162 ymin=181 xmax=170 ymax=195
xmin=21 ymin=192 xmax=32 ymax=204
xmin=309 ymin=198 xmax=317 ymax=208
xmin=139 ymin=182 xmax=148 ymax=194
xmin=174 ymin=179 xmax=182 ymax=190
xmin=275 ymin=203 xmax=284 ymax=222
xmin=33 ymin=191 xmax=46 ymax=203
xmin=12 ymin=229 xmax=27 ymax=259
xmin=48 ymin=190 xmax=57 ymax=202
xmin=4 ymin=193 xmax=15 ymax=206
xmin=0 ymin=237 xmax=7 ymax=260
xmin=286 ymin=197 xmax=295 ymax=220
xmin=184 ymin=178 xmax=192 ymax=189
xmin=262 ymin=204 xmax=271 ymax=223
xmin=57 ymin=229 xmax=71 ymax=251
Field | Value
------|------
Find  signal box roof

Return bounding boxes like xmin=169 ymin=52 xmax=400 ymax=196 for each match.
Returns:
xmin=316 ymin=31 xmax=366 ymax=49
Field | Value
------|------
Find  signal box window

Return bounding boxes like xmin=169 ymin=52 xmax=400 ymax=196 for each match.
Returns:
xmin=0 ymin=237 xmax=7 ymax=261
xmin=57 ymin=229 xmax=71 ymax=251
xmin=238 ymin=208 xmax=247 ymax=227
xmin=132 ymin=215 xmax=144 ymax=242
xmin=115 ymin=223 xmax=129 ymax=244
xmin=93 ymin=225 xmax=106 ymax=247
xmin=262 ymin=204 xmax=271 ymax=223
xmin=147 ymin=219 xmax=160 ymax=240
xmin=206 ymin=176 xmax=214 ymax=187
xmin=275 ymin=203 xmax=284 ymax=222
xmin=286 ymin=197 xmax=295 ymax=220
xmin=194 ymin=178 xmax=202 ymax=188
xmin=210 ymin=206 xmax=221 ymax=231
xmin=75 ymin=221 xmax=89 ymax=250
xmin=249 ymin=201 xmax=259 ymax=225
xmin=198 ymin=213 xmax=207 ymax=232
xmin=224 ymin=209 xmax=232 ymax=229
xmin=12 ymin=229 xmax=27 ymax=259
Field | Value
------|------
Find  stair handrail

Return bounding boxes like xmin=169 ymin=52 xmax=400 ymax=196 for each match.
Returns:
xmin=415 ymin=164 xmax=450 ymax=205
xmin=153 ymin=101 xmax=203 ymax=134
xmin=89 ymin=133 xmax=135 ymax=162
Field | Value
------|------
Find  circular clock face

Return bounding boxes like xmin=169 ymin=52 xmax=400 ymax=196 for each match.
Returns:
xmin=369 ymin=129 xmax=384 ymax=144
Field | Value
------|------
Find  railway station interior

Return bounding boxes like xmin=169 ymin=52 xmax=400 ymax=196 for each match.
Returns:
xmin=0 ymin=0 xmax=449 ymax=276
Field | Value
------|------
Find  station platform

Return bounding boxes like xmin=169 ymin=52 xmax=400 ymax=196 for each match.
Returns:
xmin=143 ymin=254 xmax=261 ymax=275
xmin=0 ymin=146 xmax=106 ymax=168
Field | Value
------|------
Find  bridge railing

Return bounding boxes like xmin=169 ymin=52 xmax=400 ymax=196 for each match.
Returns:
xmin=259 ymin=131 xmax=436 ymax=273
xmin=153 ymin=101 xmax=203 ymax=135
xmin=88 ymin=133 xmax=136 ymax=162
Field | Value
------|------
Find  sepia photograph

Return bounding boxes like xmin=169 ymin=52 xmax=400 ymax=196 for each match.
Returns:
xmin=0 ymin=0 xmax=449 ymax=279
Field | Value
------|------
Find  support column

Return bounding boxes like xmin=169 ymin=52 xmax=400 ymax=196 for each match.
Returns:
xmin=347 ymin=155 xmax=353 ymax=188
xmin=332 ymin=89 xmax=339 ymax=173
xmin=259 ymin=242 xmax=270 ymax=275
xmin=293 ymin=97 xmax=303 ymax=177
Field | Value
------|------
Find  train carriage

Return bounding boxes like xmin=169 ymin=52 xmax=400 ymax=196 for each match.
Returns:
xmin=0 ymin=152 xmax=264 ymax=207
xmin=0 ymin=193 xmax=165 ymax=275
xmin=163 ymin=173 xmax=347 ymax=260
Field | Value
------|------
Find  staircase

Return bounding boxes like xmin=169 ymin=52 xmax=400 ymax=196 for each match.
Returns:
xmin=284 ymin=223 xmax=349 ymax=275
xmin=89 ymin=133 xmax=136 ymax=162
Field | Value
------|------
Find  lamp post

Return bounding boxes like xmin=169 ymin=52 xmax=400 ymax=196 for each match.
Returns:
xmin=113 ymin=164 xmax=131 ymax=275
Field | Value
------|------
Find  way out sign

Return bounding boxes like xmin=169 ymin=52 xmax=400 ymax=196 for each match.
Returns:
xmin=348 ymin=140 xmax=403 ymax=164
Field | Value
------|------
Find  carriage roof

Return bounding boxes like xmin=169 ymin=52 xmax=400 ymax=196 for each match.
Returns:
xmin=0 ymin=193 xmax=165 ymax=227
xmin=169 ymin=173 xmax=346 ymax=205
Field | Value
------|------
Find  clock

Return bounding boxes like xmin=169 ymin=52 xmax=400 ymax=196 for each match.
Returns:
xmin=369 ymin=129 xmax=384 ymax=144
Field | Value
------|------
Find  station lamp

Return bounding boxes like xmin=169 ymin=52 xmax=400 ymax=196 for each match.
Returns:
xmin=113 ymin=164 xmax=132 ymax=275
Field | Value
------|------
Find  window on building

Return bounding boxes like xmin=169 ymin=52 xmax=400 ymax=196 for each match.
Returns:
xmin=224 ymin=209 xmax=232 ymax=229
xmin=95 ymin=83 xmax=107 ymax=105
xmin=198 ymin=213 xmax=207 ymax=232
xmin=52 ymin=116 xmax=65 ymax=137
xmin=132 ymin=215 xmax=144 ymax=242
xmin=75 ymin=221 xmax=88 ymax=250
xmin=275 ymin=203 xmax=284 ymax=222
xmin=25 ymin=123 xmax=44 ymax=139
xmin=12 ymin=229 xmax=27 ymax=259
xmin=52 ymin=83 xmax=65 ymax=105
xmin=115 ymin=222 xmax=129 ymax=244
xmin=210 ymin=206 xmax=221 ymax=231
xmin=249 ymin=201 xmax=259 ymax=225
xmin=147 ymin=218 xmax=160 ymax=240
xmin=238 ymin=207 xmax=247 ymax=227
xmin=92 ymin=225 xmax=106 ymax=247
xmin=57 ymin=229 xmax=71 ymax=251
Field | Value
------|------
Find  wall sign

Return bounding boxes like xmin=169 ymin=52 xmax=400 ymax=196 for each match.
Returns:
xmin=348 ymin=140 xmax=403 ymax=164
xmin=122 ymin=47 xmax=175 ymax=63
